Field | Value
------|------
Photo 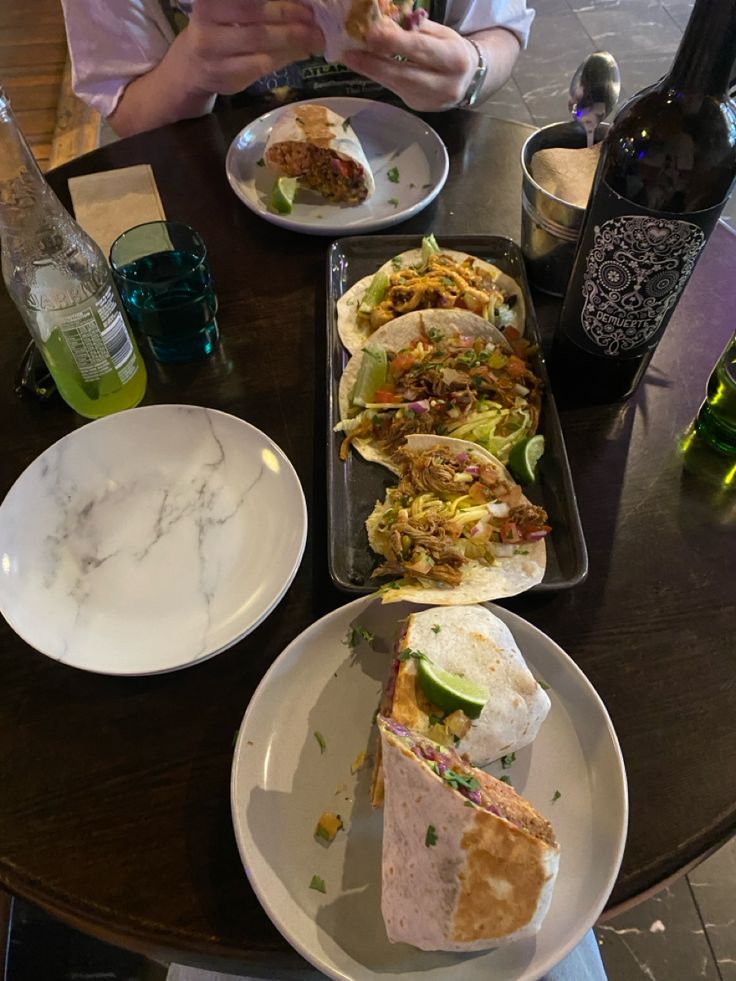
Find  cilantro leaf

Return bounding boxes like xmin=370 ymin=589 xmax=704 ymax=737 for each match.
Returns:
xmin=314 ymin=731 xmax=327 ymax=754
xmin=388 ymin=197 xmax=399 ymax=207
xmin=431 ymin=624 xmax=441 ymax=634
xmin=387 ymin=166 xmax=400 ymax=183
xmin=344 ymin=624 xmax=375 ymax=648
xmin=442 ymin=768 xmax=480 ymax=792
xmin=309 ymin=874 xmax=326 ymax=893
xmin=256 ymin=157 xmax=265 ymax=167
xmin=398 ymin=647 xmax=426 ymax=662
xmin=428 ymin=714 xmax=445 ymax=727
xmin=391 ymin=256 xmax=403 ymax=270
xmin=499 ymin=775 xmax=513 ymax=786
xmin=425 ymin=824 xmax=438 ymax=847
xmin=500 ymin=753 xmax=516 ymax=770
xmin=553 ymin=789 xmax=562 ymax=801
xmin=342 ymin=116 xmax=352 ymax=131
xmin=538 ymin=679 xmax=551 ymax=691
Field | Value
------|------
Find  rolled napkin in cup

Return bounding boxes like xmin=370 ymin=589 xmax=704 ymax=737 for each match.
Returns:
xmin=303 ymin=0 xmax=426 ymax=62
xmin=264 ymin=103 xmax=375 ymax=204
xmin=530 ymin=143 xmax=601 ymax=209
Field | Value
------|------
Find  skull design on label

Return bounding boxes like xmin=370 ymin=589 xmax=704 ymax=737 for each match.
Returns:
xmin=581 ymin=216 xmax=705 ymax=356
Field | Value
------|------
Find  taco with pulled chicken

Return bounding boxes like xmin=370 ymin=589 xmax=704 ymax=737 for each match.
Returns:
xmin=367 ymin=434 xmax=548 ymax=604
xmin=336 ymin=308 xmax=542 ymax=469
xmin=264 ymin=103 xmax=374 ymax=205
xmin=337 ymin=235 xmax=526 ymax=354
xmin=379 ymin=717 xmax=560 ymax=951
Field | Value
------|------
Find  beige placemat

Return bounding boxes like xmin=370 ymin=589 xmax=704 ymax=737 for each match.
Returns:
xmin=68 ymin=163 xmax=167 ymax=259
xmin=531 ymin=144 xmax=601 ymax=209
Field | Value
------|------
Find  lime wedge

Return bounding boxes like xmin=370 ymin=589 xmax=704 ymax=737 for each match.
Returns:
xmin=270 ymin=176 xmax=299 ymax=215
xmin=352 ymin=344 xmax=388 ymax=408
xmin=416 ymin=658 xmax=489 ymax=720
xmin=508 ymin=434 xmax=545 ymax=485
xmin=358 ymin=269 xmax=390 ymax=316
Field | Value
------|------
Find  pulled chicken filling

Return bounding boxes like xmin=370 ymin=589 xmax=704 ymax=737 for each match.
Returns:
xmin=370 ymin=447 xmax=550 ymax=586
xmin=340 ymin=326 xmax=541 ymax=464
xmin=361 ymin=253 xmax=516 ymax=332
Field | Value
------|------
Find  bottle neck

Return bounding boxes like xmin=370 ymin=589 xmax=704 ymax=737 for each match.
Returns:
xmin=666 ymin=0 xmax=736 ymax=97
xmin=0 ymin=88 xmax=63 ymax=234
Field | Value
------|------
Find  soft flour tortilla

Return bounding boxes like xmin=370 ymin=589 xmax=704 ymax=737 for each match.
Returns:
xmin=337 ymin=246 xmax=526 ymax=355
xmin=367 ymin=434 xmax=546 ymax=605
xmin=380 ymin=720 xmax=560 ymax=951
xmin=264 ymin=103 xmax=375 ymax=200
xmin=390 ymin=605 xmax=550 ymax=766
xmin=303 ymin=0 xmax=414 ymax=62
xmin=339 ymin=308 xmax=511 ymax=473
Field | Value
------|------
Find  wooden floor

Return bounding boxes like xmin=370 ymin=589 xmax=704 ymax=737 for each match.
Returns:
xmin=0 ymin=0 xmax=101 ymax=172
xmin=0 ymin=0 xmax=69 ymax=169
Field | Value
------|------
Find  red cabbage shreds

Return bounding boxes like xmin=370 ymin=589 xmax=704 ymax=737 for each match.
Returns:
xmin=455 ymin=451 xmax=469 ymax=466
xmin=412 ymin=746 xmax=423 ymax=758
xmin=468 ymin=789 xmax=482 ymax=805
xmin=383 ymin=717 xmax=410 ymax=737
xmin=407 ymin=400 xmax=430 ymax=414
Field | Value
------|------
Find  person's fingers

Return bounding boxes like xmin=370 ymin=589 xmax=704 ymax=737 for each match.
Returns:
xmin=357 ymin=18 xmax=468 ymax=70
xmin=190 ymin=21 xmax=321 ymax=59
xmin=195 ymin=0 xmax=316 ymax=27
xmin=340 ymin=47 xmax=469 ymax=109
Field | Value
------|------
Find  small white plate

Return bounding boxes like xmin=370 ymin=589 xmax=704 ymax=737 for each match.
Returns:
xmin=0 ymin=405 xmax=307 ymax=675
xmin=231 ymin=597 xmax=628 ymax=981
xmin=225 ymin=97 xmax=449 ymax=235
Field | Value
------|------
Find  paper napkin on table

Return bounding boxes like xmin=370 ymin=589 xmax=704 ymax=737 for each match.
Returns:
xmin=68 ymin=164 xmax=168 ymax=260
xmin=531 ymin=143 xmax=601 ymax=209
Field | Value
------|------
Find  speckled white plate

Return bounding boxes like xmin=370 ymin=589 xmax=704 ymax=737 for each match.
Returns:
xmin=0 ymin=405 xmax=307 ymax=675
xmin=231 ymin=597 xmax=628 ymax=981
xmin=225 ymin=97 xmax=449 ymax=235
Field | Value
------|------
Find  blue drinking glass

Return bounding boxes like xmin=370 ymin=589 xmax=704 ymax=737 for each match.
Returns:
xmin=110 ymin=221 xmax=219 ymax=364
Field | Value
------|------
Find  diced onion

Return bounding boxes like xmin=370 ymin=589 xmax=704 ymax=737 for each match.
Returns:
xmin=407 ymin=399 xmax=430 ymax=414
xmin=487 ymin=501 xmax=510 ymax=518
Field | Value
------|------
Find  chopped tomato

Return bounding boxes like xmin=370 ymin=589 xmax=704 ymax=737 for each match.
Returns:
xmin=500 ymin=520 xmax=522 ymax=543
xmin=505 ymin=356 xmax=527 ymax=379
xmin=374 ymin=387 xmax=401 ymax=403
xmin=389 ymin=351 xmax=417 ymax=377
xmin=469 ymin=481 xmax=488 ymax=504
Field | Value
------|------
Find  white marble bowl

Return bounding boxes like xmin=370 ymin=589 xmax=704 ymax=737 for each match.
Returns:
xmin=0 ymin=405 xmax=307 ymax=675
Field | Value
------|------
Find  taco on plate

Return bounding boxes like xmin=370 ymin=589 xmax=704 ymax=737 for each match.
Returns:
xmin=372 ymin=605 xmax=550 ymax=793
xmin=367 ymin=434 xmax=548 ymax=604
xmin=337 ymin=235 xmax=526 ymax=354
xmin=264 ymin=103 xmax=374 ymax=205
xmin=379 ymin=717 xmax=560 ymax=950
xmin=336 ymin=308 xmax=542 ymax=468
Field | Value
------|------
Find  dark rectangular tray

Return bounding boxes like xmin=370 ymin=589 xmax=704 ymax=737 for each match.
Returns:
xmin=326 ymin=234 xmax=588 ymax=594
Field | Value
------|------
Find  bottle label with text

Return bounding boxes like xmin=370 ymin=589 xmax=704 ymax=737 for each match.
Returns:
xmin=567 ymin=181 xmax=724 ymax=358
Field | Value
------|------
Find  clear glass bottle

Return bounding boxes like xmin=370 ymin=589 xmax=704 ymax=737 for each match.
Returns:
xmin=0 ymin=87 xmax=146 ymax=418
xmin=548 ymin=0 xmax=736 ymax=405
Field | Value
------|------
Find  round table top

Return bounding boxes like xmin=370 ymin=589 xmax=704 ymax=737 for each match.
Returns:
xmin=0 ymin=105 xmax=734 ymax=974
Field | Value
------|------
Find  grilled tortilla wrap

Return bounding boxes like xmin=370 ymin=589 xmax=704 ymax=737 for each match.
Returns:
xmin=381 ymin=606 xmax=550 ymax=774
xmin=379 ymin=718 xmax=560 ymax=950
xmin=337 ymin=308 xmax=541 ymax=471
xmin=367 ymin=434 xmax=547 ymax=605
xmin=303 ymin=0 xmax=423 ymax=62
xmin=264 ymin=103 xmax=374 ymax=205
xmin=337 ymin=245 xmax=526 ymax=354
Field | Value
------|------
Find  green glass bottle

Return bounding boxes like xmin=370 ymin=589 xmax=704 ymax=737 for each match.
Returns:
xmin=679 ymin=333 xmax=736 ymax=489
xmin=0 ymin=87 xmax=146 ymax=419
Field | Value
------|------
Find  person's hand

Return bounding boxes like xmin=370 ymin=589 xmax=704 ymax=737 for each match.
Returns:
xmin=340 ymin=19 xmax=478 ymax=111
xmin=180 ymin=0 xmax=325 ymax=96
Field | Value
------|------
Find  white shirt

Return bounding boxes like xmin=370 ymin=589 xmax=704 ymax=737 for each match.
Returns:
xmin=61 ymin=0 xmax=535 ymax=118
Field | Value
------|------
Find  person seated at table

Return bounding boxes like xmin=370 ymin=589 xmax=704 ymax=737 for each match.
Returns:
xmin=59 ymin=0 xmax=534 ymax=137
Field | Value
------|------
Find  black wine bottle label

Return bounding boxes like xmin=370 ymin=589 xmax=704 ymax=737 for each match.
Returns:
xmin=561 ymin=181 xmax=725 ymax=359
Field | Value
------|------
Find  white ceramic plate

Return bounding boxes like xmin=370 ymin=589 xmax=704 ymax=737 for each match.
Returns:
xmin=231 ymin=597 xmax=628 ymax=981
xmin=0 ymin=405 xmax=307 ymax=676
xmin=225 ymin=97 xmax=449 ymax=235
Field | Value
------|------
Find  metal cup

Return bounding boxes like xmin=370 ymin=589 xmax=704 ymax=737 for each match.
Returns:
xmin=521 ymin=121 xmax=608 ymax=297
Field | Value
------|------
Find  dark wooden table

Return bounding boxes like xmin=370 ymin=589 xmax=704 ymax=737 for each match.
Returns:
xmin=0 ymin=107 xmax=734 ymax=974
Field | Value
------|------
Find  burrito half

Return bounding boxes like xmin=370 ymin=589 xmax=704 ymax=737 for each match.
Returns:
xmin=379 ymin=605 xmax=550 ymax=773
xmin=379 ymin=718 xmax=560 ymax=951
xmin=264 ymin=103 xmax=374 ymax=205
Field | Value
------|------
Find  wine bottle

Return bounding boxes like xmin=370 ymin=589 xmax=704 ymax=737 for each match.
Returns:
xmin=548 ymin=0 xmax=736 ymax=405
xmin=0 ymin=88 xmax=147 ymax=419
